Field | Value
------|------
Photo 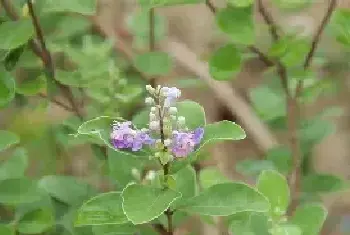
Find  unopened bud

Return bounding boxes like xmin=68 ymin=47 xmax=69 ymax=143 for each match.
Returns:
xmin=149 ymin=121 xmax=160 ymax=130
xmin=146 ymin=85 xmax=155 ymax=94
xmin=149 ymin=113 xmax=157 ymax=121
xmin=145 ymin=97 xmax=154 ymax=105
xmin=164 ymin=139 xmax=171 ymax=147
xmin=150 ymin=106 xmax=156 ymax=113
xmin=145 ymin=170 xmax=156 ymax=181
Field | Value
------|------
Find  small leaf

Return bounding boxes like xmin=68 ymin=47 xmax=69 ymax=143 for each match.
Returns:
xmin=75 ymin=192 xmax=128 ymax=226
xmin=302 ymin=174 xmax=348 ymax=193
xmin=0 ymin=148 xmax=28 ymax=180
xmin=16 ymin=75 xmax=46 ymax=96
xmin=257 ymin=170 xmax=290 ymax=217
xmin=272 ymin=224 xmax=302 ymax=235
xmin=134 ymin=52 xmax=172 ymax=76
xmin=180 ymin=182 xmax=269 ymax=216
xmin=0 ymin=20 xmax=34 ymax=50
xmin=209 ymin=44 xmax=242 ymax=81
xmin=0 ymin=68 xmax=16 ymax=107
xmin=42 ymin=0 xmax=96 ymax=15
xmin=0 ymin=178 xmax=43 ymax=205
xmin=17 ymin=208 xmax=54 ymax=234
xmin=0 ymin=130 xmax=20 ymax=152
xmin=38 ymin=175 xmax=96 ymax=206
xmin=291 ymin=204 xmax=327 ymax=235
xmin=265 ymin=146 xmax=292 ymax=174
xmin=121 ymin=183 xmax=181 ymax=224
xmin=199 ymin=167 xmax=230 ymax=190
xmin=216 ymin=6 xmax=255 ymax=45
xmin=196 ymin=121 xmax=246 ymax=153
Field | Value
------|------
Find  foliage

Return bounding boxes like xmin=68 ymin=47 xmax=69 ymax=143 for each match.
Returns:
xmin=0 ymin=0 xmax=349 ymax=234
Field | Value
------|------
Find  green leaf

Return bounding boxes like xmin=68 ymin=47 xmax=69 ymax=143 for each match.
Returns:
xmin=250 ymin=86 xmax=285 ymax=121
xmin=265 ymin=146 xmax=292 ymax=175
xmin=291 ymin=204 xmax=327 ymax=235
xmin=228 ymin=0 xmax=254 ymax=7
xmin=0 ymin=68 xmax=16 ymax=107
xmin=137 ymin=0 xmax=204 ymax=8
xmin=272 ymin=0 xmax=313 ymax=10
xmin=299 ymin=118 xmax=335 ymax=146
xmin=209 ymin=44 xmax=242 ymax=81
xmin=180 ymin=182 xmax=269 ymax=216
xmin=302 ymin=173 xmax=348 ymax=194
xmin=16 ymin=75 xmax=46 ymax=96
xmin=17 ymin=208 xmax=54 ymax=234
xmin=121 ymin=183 xmax=181 ymax=224
xmin=38 ymin=175 xmax=96 ymax=206
xmin=228 ymin=212 xmax=270 ymax=235
xmin=76 ymin=192 xmax=128 ymax=226
xmin=199 ymin=167 xmax=230 ymax=190
xmin=236 ymin=160 xmax=276 ymax=177
xmin=134 ymin=52 xmax=172 ymax=76
xmin=172 ymin=166 xmax=197 ymax=208
xmin=196 ymin=121 xmax=246 ymax=153
xmin=0 ymin=20 xmax=34 ymax=50
xmin=330 ymin=9 xmax=350 ymax=46
xmin=92 ymin=224 xmax=137 ymax=235
xmin=216 ymin=6 xmax=255 ymax=45
xmin=0 ymin=224 xmax=14 ymax=235
xmin=42 ymin=0 xmax=96 ymax=14
xmin=108 ymin=149 xmax=144 ymax=188
xmin=0 ymin=178 xmax=43 ymax=205
xmin=0 ymin=130 xmax=19 ymax=152
xmin=0 ymin=148 xmax=28 ymax=180
xmin=257 ymin=170 xmax=290 ymax=217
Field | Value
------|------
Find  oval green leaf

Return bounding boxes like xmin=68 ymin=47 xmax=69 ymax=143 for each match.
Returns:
xmin=209 ymin=44 xmax=241 ymax=81
xmin=134 ymin=52 xmax=172 ymax=76
xmin=180 ymin=182 xmax=269 ymax=216
xmin=0 ymin=20 xmax=34 ymax=50
xmin=291 ymin=204 xmax=327 ymax=235
xmin=0 ymin=148 xmax=28 ymax=180
xmin=17 ymin=208 xmax=54 ymax=234
xmin=0 ymin=68 xmax=16 ymax=107
xmin=121 ymin=183 xmax=181 ymax=224
xmin=76 ymin=192 xmax=128 ymax=226
xmin=257 ymin=170 xmax=290 ymax=217
xmin=42 ymin=0 xmax=96 ymax=15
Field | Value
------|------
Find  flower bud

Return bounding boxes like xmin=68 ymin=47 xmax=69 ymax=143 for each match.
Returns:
xmin=164 ymin=139 xmax=171 ymax=147
xmin=145 ymin=170 xmax=156 ymax=181
xmin=149 ymin=113 xmax=157 ymax=121
xmin=145 ymin=97 xmax=154 ymax=105
xmin=146 ymin=85 xmax=155 ymax=94
xmin=160 ymin=87 xmax=169 ymax=96
xmin=149 ymin=121 xmax=160 ymax=130
xmin=169 ymin=107 xmax=177 ymax=115
xmin=150 ymin=107 xmax=156 ymax=113
xmin=177 ymin=116 xmax=186 ymax=126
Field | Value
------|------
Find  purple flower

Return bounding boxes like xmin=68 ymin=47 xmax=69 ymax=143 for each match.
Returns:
xmin=163 ymin=87 xmax=181 ymax=107
xmin=171 ymin=128 xmax=204 ymax=158
xmin=111 ymin=122 xmax=154 ymax=151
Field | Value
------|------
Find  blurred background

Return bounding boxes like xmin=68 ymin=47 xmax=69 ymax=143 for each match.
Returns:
xmin=1 ymin=0 xmax=350 ymax=234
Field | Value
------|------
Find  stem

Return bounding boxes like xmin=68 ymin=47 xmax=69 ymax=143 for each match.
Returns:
xmin=205 ymin=0 xmax=216 ymax=14
xmin=149 ymin=8 xmax=156 ymax=87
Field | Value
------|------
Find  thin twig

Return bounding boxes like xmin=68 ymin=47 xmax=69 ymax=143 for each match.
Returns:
xmin=149 ymin=8 xmax=156 ymax=87
xmin=248 ymin=46 xmax=274 ymax=67
xmin=256 ymin=0 xmax=279 ymax=42
xmin=295 ymin=0 xmax=337 ymax=97
xmin=205 ymin=0 xmax=216 ymax=14
xmin=38 ymin=93 xmax=74 ymax=112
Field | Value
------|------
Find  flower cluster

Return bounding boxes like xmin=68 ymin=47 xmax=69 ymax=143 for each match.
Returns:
xmin=110 ymin=85 xmax=204 ymax=161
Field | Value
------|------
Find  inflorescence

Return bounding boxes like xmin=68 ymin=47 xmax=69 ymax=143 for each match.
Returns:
xmin=110 ymin=85 xmax=204 ymax=161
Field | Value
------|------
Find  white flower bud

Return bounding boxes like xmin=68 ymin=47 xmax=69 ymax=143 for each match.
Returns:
xmin=131 ymin=168 xmax=140 ymax=179
xmin=171 ymin=115 xmax=177 ymax=121
xmin=146 ymin=85 xmax=155 ymax=94
xmin=145 ymin=97 xmax=154 ymax=105
xmin=177 ymin=116 xmax=186 ymax=126
xmin=164 ymin=139 xmax=171 ymax=147
xmin=149 ymin=121 xmax=160 ymax=130
xmin=149 ymin=113 xmax=157 ymax=121
xmin=160 ymin=87 xmax=169 ymax=96
xmin=150 ymin=107 xmax=156 ymax=113
xmin=145 ymin=170 xmax=156 ymax=181
xmin=169 ymin=107 xmax=177 ymax=115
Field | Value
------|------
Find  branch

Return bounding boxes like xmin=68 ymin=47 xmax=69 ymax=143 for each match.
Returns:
xmin=205 ymin=0 xmax=216 ymax=14
xmin=256 ymin=0 xmax=279 ymax=42
xmin=38 ymin=93 xmax=74 ymax=112
xmin=295 ymin=0 xmax=337 ymax=97
xmin=248 ymin=46 xmax=274 ymax=67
